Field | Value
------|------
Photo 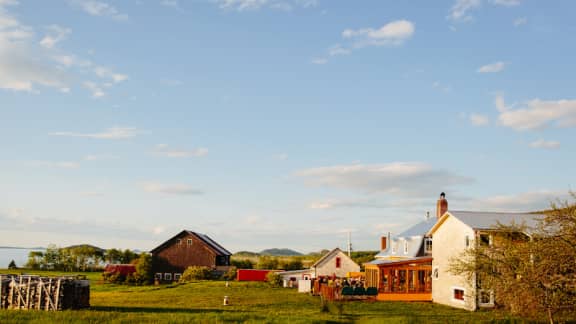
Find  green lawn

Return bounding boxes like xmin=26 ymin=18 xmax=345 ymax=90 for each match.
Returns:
xmin=0 ymin=270 xmax=522 ymax=323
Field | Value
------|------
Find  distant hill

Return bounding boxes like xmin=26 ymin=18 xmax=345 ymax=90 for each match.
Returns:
xmin=233 ymin=251 xmax=260 ymax=257
xmin=260 ymin=248 xmax=303 ymax=256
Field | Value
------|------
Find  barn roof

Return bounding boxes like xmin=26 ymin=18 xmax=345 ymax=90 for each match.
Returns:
xmin=150 ymin=230 xmax=231 ymax=256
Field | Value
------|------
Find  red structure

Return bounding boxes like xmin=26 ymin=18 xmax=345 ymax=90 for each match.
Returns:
xmin=237 ymin=269 xmax=279 ymax=282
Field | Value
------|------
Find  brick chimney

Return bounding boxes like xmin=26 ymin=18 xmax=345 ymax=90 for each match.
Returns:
xmin=380 ymin=236 xmax=387 ymax=250
xmin=436 ymin=192 xmax=448 ymax=219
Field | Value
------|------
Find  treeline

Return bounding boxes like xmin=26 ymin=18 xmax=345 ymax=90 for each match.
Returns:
xmin=231 ymin=250 xmax=378 ymax=271
xmin=26 ymin=244 xmax=141 ymax=272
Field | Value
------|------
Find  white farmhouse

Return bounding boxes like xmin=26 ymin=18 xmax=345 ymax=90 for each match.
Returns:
xmin=427 ymin=210 xmax=541 ymax=310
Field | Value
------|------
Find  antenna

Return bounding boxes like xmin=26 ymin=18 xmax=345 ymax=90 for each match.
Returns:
xmin=347 ymin=231 xmax=352 ymax=257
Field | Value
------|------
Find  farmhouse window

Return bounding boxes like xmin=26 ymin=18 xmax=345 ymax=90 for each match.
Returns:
xmin=453 ymin=288 xmax=464 ymax=301
xmin=404 ymin=241 xmax=409 ymax=254
xmin=465 ymin=235 xmax=470 ymax=248
xmin=432 ymin=267 xmax=439 ymax=280
xmin=164 ymin=273 xmax=172 ymax=281
xmin=479 ymin=233 xmax=492 ymax=246
xmin=478 ymin=289 xmax=494 ymax=306
xmin=335 ymin=257 xmax=341 ymax=268
xmin=187 ymin=239 xmax=193 ymax=246
xmin=424 ymin=238 xmax=432 ymax=253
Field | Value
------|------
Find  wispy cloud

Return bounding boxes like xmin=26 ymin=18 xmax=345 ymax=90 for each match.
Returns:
xmin=0 ymin=1 xmax=128 ymax=96
xmin=477 ymin=61 xmax=506 ymax=73
xmin=49 ymin=127 xmax=139 ymax=139
xmin=496 ymin=95 xmax=576 ymax=131
xmin=449 ymin=0 xmax=522 ymax=23
xmin=142 ymin=183 xmax=204 ymax=195
xmin=153 ymin=144 xmax=208 ymax=158
xmin=29 ymin=161 xmax=80 ymax=169
xmin=469 ymin=113 xmax=490 ymax=126
xmin=513 ymin=17 xmax=527 ymax=26
xmin=316 ymin=20 xmax=415 ymax=64
xmin=465 ymin=189 xmax=568 ymax=212
xmin=296 ymin=162 xmax=473 ymax=197
xmin=213 ymin=0 xmax=318 ymax=12
xmin=68 ymin=0 xmax=128 ymax=21
xmin=529 ymin=139 xmax=560 ymax=149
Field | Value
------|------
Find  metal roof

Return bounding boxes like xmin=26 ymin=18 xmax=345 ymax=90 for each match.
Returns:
xmin=397 ymin=217 xmax=437 ymax=238
xmin=150 ymin=230 xmax=231 ymax=256
xmin=446 ymin=210 xmax=542 ymax=231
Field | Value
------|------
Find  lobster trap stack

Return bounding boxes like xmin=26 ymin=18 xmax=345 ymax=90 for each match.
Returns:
xmin=0 ymin=274 xmax=89 ymax=310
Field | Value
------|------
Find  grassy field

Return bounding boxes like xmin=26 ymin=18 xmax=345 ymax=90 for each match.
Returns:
xmin=0 ymin=270 xmax=523 ymax=323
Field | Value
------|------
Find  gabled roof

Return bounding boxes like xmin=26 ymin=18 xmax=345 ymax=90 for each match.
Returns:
xmin=397 ymin=217 xmax=437 ymax=238
xmin=150 ymin=230 xmax=232 ymax=256
xmin=374 ymin=217 xmax=436 ymax=259
xmin=312 ymin=248 xmax=357 ymax=268
xmin=428 ymin=210 xmax=543 ymax=235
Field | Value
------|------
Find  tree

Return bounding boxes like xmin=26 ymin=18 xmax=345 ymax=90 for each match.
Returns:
xmin=266 ymin=271 xmax=283 ymax=287
xmin=132 ymin=253 xmax=152 ymax=284
xmin=281 ymin=259 xmax=303 ymax=271
xmin=257 ymin=256 xmax=279 ymax=270
xmin=450 ymin=194 xmax=576 ymax=323
xmin=8 ymin=260 xmax=17 ymax=269
xmin=26 ymin=251 xmax=44 ymax=270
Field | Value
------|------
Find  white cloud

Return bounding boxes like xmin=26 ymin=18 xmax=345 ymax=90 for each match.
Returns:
xmin=68 ymin=0 xmax=128 ymax=21
xmin=153 ymin=144 xmax=208 ymax=158
xmin=83 ymin=154 xmax=119 ymax=161
xmin=296 ymin=162 xmax=473 ymax=197
xmin=342 ymin=20 xmax=415 ymax=48
xmin=529 ymin=139 xmax=560 ymax=149
xmin=0 ymin=2 xmax=128 ymax=96
xmin=432 ymin=81 xmax=452 ymax=93
xmin=39 ymin=25 xmax=71 ymax=49
xmin=492 ymin=0 xmax=521 ymax=6
xmin=513 ymin=17 xmax=527 ymax=26
xmin=143 ymin=183 xmax=204 ymax=195
xmin=310 ymin=58 xmax=327 ymax=65
xmin=328 ymin=44 xmax=351 ymax=56
xmin=469 ymin=113 xmax=490 ymax=126
xmin=496 ymin=95 xmax=576 ymax=131
xmin=49 ymin=127 xmax=139 ymax=139
xmin=466 ymin=189 xmax=568 ymax=212
xmin=213 ymin=0 xmax=316 ymax=12
xmin=448 ymin=0 xmax=481 ymax=22
xmin=449 ymin=0 xmax=522 ymax=23
xmin=477 ymin=61 xmax=506 ymax=73
xmin=29 ymin=161 xmax=80 ymax=169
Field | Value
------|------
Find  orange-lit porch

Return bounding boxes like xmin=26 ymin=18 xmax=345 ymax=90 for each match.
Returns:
xmin=366 ymin=257 xmax=433 ymax=302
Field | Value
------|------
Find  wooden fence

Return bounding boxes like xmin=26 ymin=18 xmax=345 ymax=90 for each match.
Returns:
xmin=0 ymin=274 xmax=89 ymax=310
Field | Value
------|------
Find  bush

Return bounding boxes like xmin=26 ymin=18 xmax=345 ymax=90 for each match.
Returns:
xmin=266 ymin=271 xmax=283 ymax=287
xmin=221 ymin=267 xmax=237 ymax=281
xmin=180 ymin=266 xmax=213 ymax=282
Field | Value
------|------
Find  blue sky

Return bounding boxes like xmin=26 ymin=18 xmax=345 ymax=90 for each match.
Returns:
xmin=1 ymin=0 xmax=575 ymax=253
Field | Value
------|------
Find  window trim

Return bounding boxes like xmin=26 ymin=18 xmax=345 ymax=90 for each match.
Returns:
xmin=478 ymin=289 xmax=495 ymax=307
xmin=424 ymin=237 xmax=433 ymax=254
xmin=174 ymin=273 xmax=182 ymax=282
xmin=164 ymin=273 xmax=172 ymax=281
xmin=187 ymin=239 xmax=193 ymax=246
xmin=452 ymin=287 xmax=466 ymax=303
xmin=154 ymin=273 xmax=162 ymax=280
xmin=176 ymin=238 xmax=182 ymax=245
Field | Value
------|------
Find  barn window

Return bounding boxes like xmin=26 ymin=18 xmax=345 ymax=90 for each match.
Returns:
xmin=155 ymin=273 xmax=162 ymax=280
xmin=187 ymin=239 xmax=193 ymax=246
xmin=424 ymin=238 xmax=433 ymax=254
xmin=164 ymin=273 xmax=172 ymax=281
xmin=176 ymin=239 xmax=182 ymax=245
xmin=174 ymin=273 xmax=182 ymax=282
xmin=453 ymin=288 xmax=465 ymax=301
xmin=335 ymin=257 xmax=341 ymax=268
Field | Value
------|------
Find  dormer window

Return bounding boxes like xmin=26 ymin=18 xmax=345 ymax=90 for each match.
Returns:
xmin=424 ymin=238 xmax=433 ymax=254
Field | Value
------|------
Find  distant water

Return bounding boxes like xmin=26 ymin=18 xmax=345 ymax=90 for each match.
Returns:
xmin=0 ymin=247 xmax=45 ymax=269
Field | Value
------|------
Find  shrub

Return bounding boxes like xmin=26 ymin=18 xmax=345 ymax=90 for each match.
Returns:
xmin=221 ymin=266 xmax=237 ymax=281
xmin=266 ymin=271 xmax=282 ymax=287
xmin=180 ymin=266 xmax=213 ymax=282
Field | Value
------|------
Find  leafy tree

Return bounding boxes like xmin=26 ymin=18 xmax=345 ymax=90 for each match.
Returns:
xmin=257 ymin=256 xmax=279 ymax=270
xmin=181 ymin=266 xmax=213 ymax=282
xmin=132 ymin=253 xmax=152 ymax=284
xmin=231 ymin=259 xmax=254 ymax=269
xmin=26 ymin=251 xmax=44 ymax=270
xmin=281 ymin=259 xmax=304 ymax=271
xmin=266 ymin=271 xmax=283 ymax=287
xmin=450 ymin=194 xmax=576 ymax=323
xmin=105 ymin=248 xmax=123 ymax=264
xmin=8 ymin=260 xmax=17 ymax=269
